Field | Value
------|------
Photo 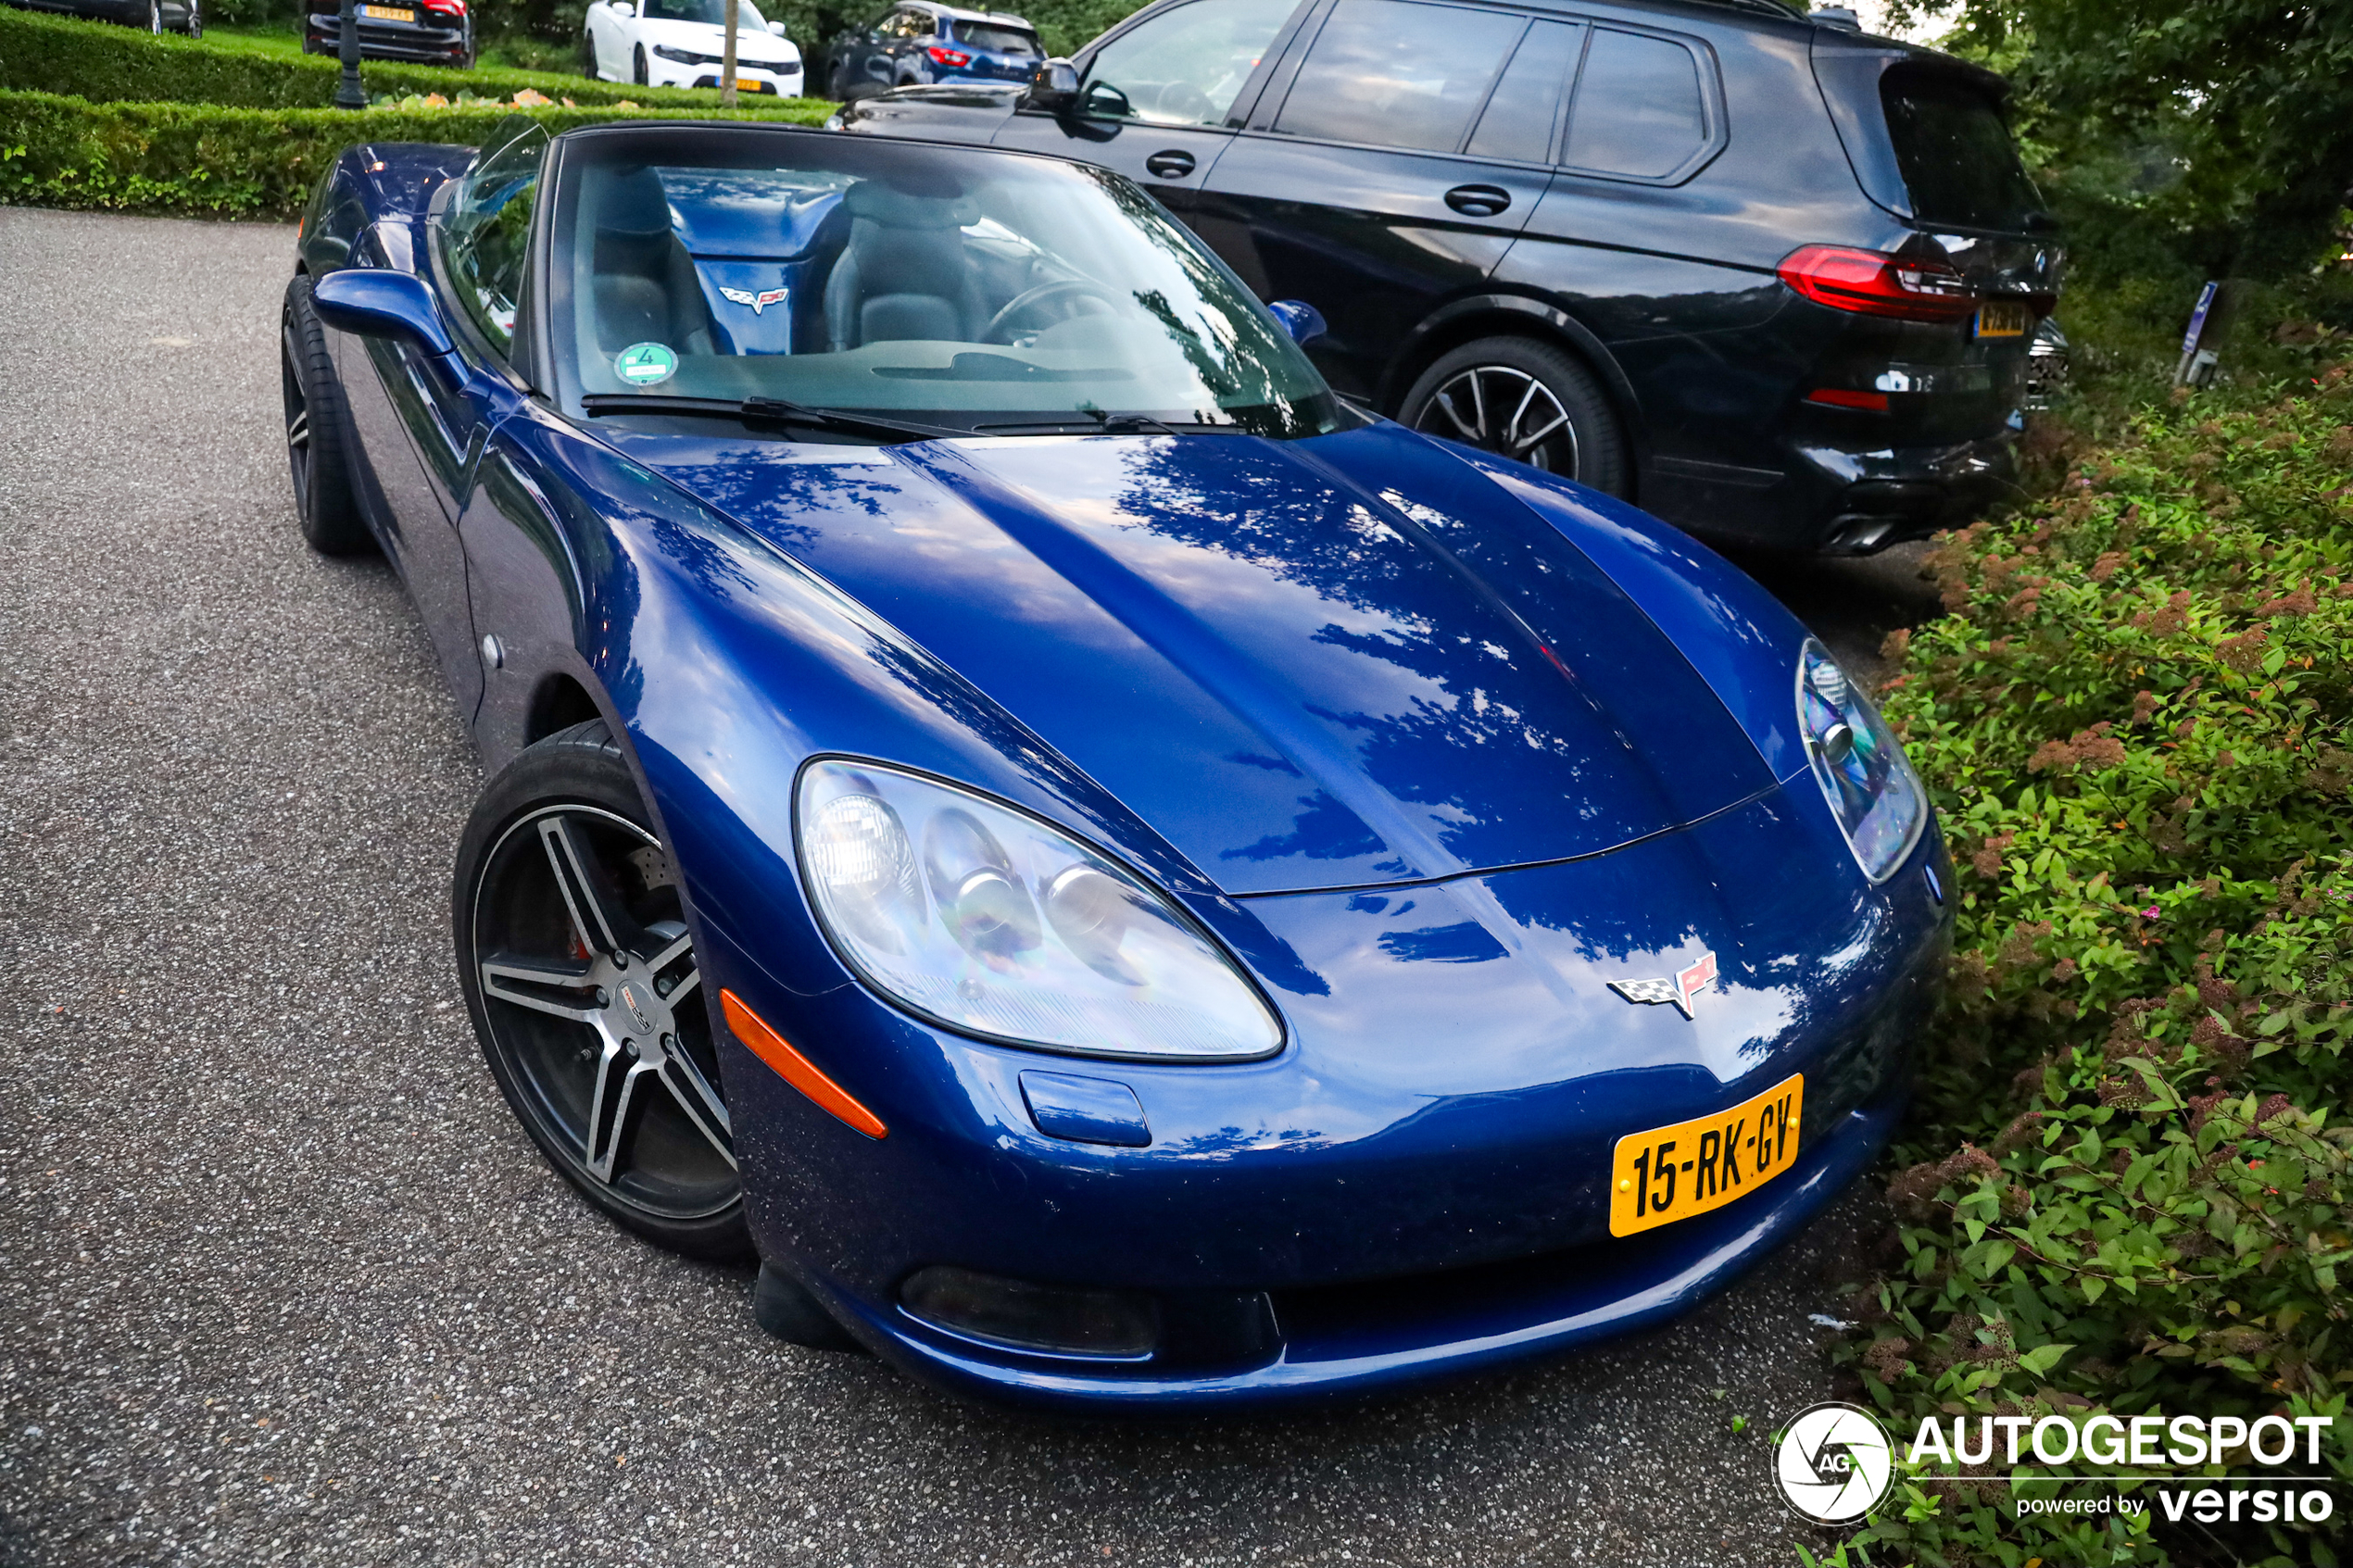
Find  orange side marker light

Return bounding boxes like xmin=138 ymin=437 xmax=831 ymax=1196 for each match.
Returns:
xmin=721 ymin=988 xmax=887 ymax=1140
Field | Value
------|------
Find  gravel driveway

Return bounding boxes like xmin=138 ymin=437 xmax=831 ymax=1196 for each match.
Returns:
xmin=0 ymin=206 xmax=1930 ymax=1568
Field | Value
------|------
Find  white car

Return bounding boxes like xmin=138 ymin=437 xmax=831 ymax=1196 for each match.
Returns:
xmin=582 ymin=0 xmax=805 ymax=95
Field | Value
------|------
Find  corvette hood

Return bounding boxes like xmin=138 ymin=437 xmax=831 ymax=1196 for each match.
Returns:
xmin=614 ymin=421 xmax=1775 ymax=895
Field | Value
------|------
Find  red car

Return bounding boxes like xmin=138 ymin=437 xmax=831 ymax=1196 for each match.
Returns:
xmin=304 ymin=0 xmax=473 ymax=70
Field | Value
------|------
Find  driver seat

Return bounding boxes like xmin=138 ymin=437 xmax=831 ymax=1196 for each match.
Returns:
xmin=821 ymin=181 xmax=986 ymax=349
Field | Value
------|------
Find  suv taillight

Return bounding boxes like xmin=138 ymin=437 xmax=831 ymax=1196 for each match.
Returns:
xmin=1776 ymin=245 xmax=1976 ymax=323
xmin=422 ymin=0 xmax=466 ymax=14
xmin=926 ymin=45 xmax=971 ymax=66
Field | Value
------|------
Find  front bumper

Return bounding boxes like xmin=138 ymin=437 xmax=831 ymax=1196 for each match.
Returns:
xmin=697 ymin=784 xmax=1950 ymax=1411
xmin=821 ymin=1089 xmax=1904 ymax=1411
xmin=644 ymin=55 xmax=801 ymax=93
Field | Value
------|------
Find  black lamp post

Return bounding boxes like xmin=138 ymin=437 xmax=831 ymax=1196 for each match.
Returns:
xmin=333 ymin=0 xmax=367 ymax=110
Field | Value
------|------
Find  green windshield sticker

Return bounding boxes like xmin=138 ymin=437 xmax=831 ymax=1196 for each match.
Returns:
xmin=614 ymin=342 xmax=677 ymax=386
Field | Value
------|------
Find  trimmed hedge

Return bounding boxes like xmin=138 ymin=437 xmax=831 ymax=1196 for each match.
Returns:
xmin=1828 ymin=362 xmax=2353 ymax=1566
xmin=0 ymin=88 xmax=826 ymax=219
xmin=0 ymin=4 xmax=761 ymax=109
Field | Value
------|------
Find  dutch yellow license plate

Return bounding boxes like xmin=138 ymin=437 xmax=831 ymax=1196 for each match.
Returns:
xmin=737 ymin=77 xmax=766 ymax=92
xmin=359 ymin=4 xmax=415 ymax=18
xmin=1975 ymin=300 xmax=2031 ymax=338
xmin=1609 ymin=1073 xmax=1804 ymax=1237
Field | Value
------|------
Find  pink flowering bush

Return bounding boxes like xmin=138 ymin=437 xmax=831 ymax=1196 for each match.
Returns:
xmin=1829 ymin=361 xmax=2353 ymax=1567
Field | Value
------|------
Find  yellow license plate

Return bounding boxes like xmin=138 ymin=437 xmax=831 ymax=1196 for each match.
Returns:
xmin=736 ymin=77 xmax=766 ymax=92
xmin=1609 ymin=1073 xmax=1804 ymax=1237
xmin=1975 ymin=300 xmax=2031 ymax=339
xmin=359 ymin=4 xmax=414 ymax=18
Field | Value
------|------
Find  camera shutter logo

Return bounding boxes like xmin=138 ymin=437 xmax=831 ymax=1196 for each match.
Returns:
xmin=1774 ymin=1402 xmax=1894 ymax=1524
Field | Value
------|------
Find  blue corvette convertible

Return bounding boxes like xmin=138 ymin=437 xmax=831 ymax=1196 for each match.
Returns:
xmin=284 ymin=117 xmax=1951 ymax=1411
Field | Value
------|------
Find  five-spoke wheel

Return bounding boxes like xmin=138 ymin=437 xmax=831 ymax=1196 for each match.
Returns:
xmin=457 ymin=721 xmax=750 ymax=1258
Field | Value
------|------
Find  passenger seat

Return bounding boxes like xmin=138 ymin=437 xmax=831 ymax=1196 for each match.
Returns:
xmin=586 ymin=166 xmax=716 ymax=358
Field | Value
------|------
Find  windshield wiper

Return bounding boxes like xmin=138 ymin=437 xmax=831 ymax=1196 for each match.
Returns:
xmin=579 ymin=393 xmax=964 ymax=444
xmin=973 ymin=411 xmax=1210 ymax=436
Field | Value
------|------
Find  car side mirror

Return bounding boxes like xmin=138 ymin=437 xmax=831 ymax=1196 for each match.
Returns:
xmin=312 ymin=269 xmax=455 ymax=359
xmin=1267 ymin=299 xmax=1327 ymax=347
xmin=1024 ymin=57 xmax=1079 ymax=111
xmin=766 ymin=19 xmax=784 ymax=32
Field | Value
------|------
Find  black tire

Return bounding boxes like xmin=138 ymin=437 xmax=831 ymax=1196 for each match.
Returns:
xmin=755 ymin=1263 xmax=862 ymax=1351
xmin=1399 ymin=335 xmax=1629 ymax=495
xmin=633 ymin=44 xmax=648 ymax=85
xmin=581 ymin=29 xmax=599 ymax=79
xmin=280 ymin=275 xmax=373 ymax=557
xmin=455 ymin=720 xmax=755 ymax=1263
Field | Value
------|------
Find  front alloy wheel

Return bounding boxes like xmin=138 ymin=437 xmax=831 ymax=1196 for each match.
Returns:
xmin=458 ymin=722 xmax=749 ymax=1258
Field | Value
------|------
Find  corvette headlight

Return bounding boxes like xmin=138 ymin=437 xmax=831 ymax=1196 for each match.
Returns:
xmin=1796 ymin=639 xmax=1926 ymax=882
xmin=796 ymin=759 xmax=1282 ymax=1060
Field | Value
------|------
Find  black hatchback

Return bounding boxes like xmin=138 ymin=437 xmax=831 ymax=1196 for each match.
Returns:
xmin=837 ymin=0 xmax=2061 ymax=554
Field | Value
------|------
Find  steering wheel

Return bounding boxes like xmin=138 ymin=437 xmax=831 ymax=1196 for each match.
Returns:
xmin=1148 ymin=81 xmax=1213 ymax=124
xmin=982 ymin=279 xmax=1125 ymax=345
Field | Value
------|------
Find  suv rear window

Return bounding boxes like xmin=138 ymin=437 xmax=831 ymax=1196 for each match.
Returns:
xmin=954 ymin=21 xmax=1038 ymax=54
xmin=1881 ymin=70 xmax=2044 ymax=231
xmin=1561 ymin=28 xmax=1710 ymax=181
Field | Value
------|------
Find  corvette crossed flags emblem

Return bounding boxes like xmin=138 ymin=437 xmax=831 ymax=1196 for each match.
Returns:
xmin=719 ymin=285 xmax=788 ymax=315
xmin=1608 ymin=950 xmax=1718 ymax=1020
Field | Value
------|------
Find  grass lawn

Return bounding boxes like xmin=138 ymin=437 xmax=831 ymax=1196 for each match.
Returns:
xmin=198 ymin=21 xmax=308 ymax=59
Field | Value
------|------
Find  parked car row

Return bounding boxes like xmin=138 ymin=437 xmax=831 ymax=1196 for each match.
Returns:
xmin=837 ymin=0 xmax=2063 ymax=554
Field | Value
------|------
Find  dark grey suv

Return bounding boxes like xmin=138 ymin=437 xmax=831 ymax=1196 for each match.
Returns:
xmin=836 ymin=0 xmax=2061 ymax=553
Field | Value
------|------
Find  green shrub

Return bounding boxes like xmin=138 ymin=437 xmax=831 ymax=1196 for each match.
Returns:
xmin=1831 ymin=360 xmax=2353 ymax=1566
xmin=0 ymin=88 xmax=824 ymax=219
xmin=0 ymin=4 xmax=785 ymax=108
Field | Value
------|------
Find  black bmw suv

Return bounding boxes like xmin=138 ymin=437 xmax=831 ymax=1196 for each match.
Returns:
xmin=837 ymin=0 xmax=2060 ymax=554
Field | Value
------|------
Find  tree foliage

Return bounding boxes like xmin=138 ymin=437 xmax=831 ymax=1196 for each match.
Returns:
xmin=1893 ymin=0 xmax=2353 ymax=282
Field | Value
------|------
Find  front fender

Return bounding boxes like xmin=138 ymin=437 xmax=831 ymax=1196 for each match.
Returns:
xmin=474 ymin=406 xmax=1315 ymax=1024
xmin=1440 ymin=442 xmax=1818 ymax=781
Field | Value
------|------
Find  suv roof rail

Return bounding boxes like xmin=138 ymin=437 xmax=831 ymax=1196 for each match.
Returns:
xmin=1692 ymin=0 xmax=1810 ymax=19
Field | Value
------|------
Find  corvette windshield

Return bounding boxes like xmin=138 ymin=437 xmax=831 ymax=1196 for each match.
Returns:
xmin=546 ymin=127 xmax=1342 ymax=437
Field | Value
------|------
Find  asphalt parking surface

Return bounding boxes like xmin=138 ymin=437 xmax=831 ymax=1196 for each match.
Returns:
xmin=0 ymin=206 xmax=1934 ymax=1568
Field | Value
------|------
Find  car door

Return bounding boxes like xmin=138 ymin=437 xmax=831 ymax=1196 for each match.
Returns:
xmin=1199 ymin=0 xmax=1566 ymax=402
xmin=878 ymin=6 xmax=930 ymax=85
xmin=588 ymin=0 xmax=633 ymax=78
xmin=989 ymin=0 xmax=1310 ymax=225
xmin=1490 ymin=22 xmax=1782 ymax=480
xmin=359 ymin=133 xmax=544 ymax=721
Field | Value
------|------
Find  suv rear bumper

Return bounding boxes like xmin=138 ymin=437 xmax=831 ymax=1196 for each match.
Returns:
xmin=1642 ymin=421 xmax=2017 ymax=555
xmin=1795 ymin=422 xmax=2020 ymax=554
